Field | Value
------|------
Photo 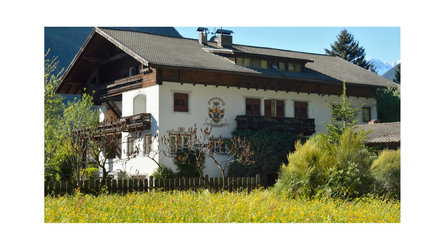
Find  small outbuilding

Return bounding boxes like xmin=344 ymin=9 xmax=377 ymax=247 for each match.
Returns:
xmin=355 ymin=121 xmax=400 ymax=150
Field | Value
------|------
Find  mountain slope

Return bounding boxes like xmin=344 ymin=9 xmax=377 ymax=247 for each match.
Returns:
xmin=382 ymin=64 xmax=399 ymax=82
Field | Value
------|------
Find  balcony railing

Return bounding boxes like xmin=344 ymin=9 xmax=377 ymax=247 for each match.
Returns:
xmin=235 ymin=115 xmax=315 ymax=136
xmin=91 ymin=74 xmax=143 ymax=100
xmin=75 ymin=113 xmax=151 ymax=138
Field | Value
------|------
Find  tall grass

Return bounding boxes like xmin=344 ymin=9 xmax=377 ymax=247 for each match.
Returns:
xmin=45 ymin=190 xmax=400 ymax=223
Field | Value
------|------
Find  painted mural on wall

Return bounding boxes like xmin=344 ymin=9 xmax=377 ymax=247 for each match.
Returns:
xmin=205 ymin=97 xmax=228 ymax=127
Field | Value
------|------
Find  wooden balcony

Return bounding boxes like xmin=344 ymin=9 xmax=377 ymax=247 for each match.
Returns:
xmin=235 ymin=115 xmax=315 ymax=136
xmin=76 ymin=113 xmax=151 ymax=138
xmin=119 ymin=113 xmax=151 ymax=132
xmin=91 ymin=74 xmax=143 ymax=101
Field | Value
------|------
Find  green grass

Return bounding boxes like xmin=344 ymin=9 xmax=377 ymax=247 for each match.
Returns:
xmin=44 ymin=190 xmax=400 ymax=223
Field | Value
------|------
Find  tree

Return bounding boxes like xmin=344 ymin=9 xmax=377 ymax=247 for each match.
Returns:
xmin=376 ymin=86 xmax=400 ymax=122
xmin=325 ymin=29 xmax=374 ymax=71
xmin=323 ymin=81 xmax=361 ymax=143
xmin=44 ymin=49 xmax=101 ymax=182
xmin=394 ymin=63 xmax=401 ymax=84
xmin=44 ymin=50 xmax=66 ymax=181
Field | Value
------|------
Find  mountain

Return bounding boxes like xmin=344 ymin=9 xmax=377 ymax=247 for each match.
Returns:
xmin=382 ymin=64 xmax=399 ymax=82
xmin=367 ymin=58 xmax=397 ymax=75
xmin=44 ymin=27 xmax=182 ymax=71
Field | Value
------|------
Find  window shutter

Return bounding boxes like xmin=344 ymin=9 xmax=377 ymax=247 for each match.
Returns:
xmin=174 ymin=93 xmax=188 ymax=112
xmin=265 ymin=100 xmax=271 ymax=117
xmin=246 ymin=98 xmax=260 ymax=115
xmin=277 ymin=100 xmax=285 ymax=117
xmin=294 ymin=101 xmax=308 ymax=119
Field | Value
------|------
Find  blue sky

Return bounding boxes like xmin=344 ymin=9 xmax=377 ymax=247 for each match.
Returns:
xmin=175 ymin=27 xmax=400 ymax=64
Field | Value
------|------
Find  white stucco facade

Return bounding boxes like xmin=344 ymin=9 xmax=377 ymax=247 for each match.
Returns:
xmin=102 ymin=81 xmax=377 ymax=178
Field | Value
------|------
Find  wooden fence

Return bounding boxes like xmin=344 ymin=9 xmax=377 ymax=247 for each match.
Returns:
xmin=44 ymin=174 xmax=262 ymax=196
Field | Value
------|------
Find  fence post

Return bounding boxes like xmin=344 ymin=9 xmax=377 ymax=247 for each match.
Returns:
xmin=256 ymin=174 xmax=261 ymax=188
xmin=148 ymin=176 xmax=153 ymax=192
xmin=117 ymin=180 xmax=122 ymax=195
xmin=144 ymin=178 xmax=149 ymax=193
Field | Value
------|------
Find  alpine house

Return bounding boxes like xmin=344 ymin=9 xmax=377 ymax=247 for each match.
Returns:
xmin=55 ymin=27 xmax=396 ymax=178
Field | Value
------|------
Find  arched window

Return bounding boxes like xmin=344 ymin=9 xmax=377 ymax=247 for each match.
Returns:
xmin=133 ymin=94 xmax=146 ymax=115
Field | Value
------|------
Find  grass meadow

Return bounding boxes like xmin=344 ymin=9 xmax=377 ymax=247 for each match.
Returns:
xmin=44 ymin=189 xmax=400 ymax=223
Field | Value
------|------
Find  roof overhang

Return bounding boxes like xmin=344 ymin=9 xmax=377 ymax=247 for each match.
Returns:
xmin=55 ymin=27 xmax=149 ymax=95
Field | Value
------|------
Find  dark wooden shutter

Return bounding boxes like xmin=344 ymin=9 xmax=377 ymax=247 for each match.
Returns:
xmin=294 ymin=101 xmax=308 ymax=119
xmin=277 ymin=100 xmax=284 ymax=117
xmin=264 ymin=100 xmax=271 ymax=117
xmin=246 ymin=98 xmax=260 ymax=115
xmin=174 ymin=93 xmax=188 ymax=112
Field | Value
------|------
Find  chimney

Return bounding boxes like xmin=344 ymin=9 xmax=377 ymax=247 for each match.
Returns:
xmin=216 ymin=29 xmax=233 ymax=48
xmin=197 ymin=27 xmax=208 ymax=45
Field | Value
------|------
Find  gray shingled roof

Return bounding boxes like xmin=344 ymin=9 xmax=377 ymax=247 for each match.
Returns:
xmin=98 ymin=27 xmax=396 ymax=88
xmin=355 ymin=122 xmax=400 ymax=144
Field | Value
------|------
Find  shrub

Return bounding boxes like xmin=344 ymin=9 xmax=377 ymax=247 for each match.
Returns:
xmin=371 ymin=149 xmax=400 ymax=198
xmin=173 ymin=148 xmax=204 ymax=177
xmin=275 ymin=128 xmax=375 ymax=199
xmin=274 ymin=138 xmax=332 ymax=197
xmin=229 ymin=129 xmax=306 ymax=181
xmin=152 ymin=165 xmax=176 ymax=179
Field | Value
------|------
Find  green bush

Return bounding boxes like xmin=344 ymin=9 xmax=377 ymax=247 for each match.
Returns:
xmin=274 ymin=138 xmax=331 ymax=197
xmin=152 ymin=165 xmax=176 ymax=179
xmin=173 ymin=148 xmax=204 ymax=177
xmin=229 ymin=129 xmax=306 ymax=180
xmin=371 ymin=149 xmax=400 ymax=198
xmin=275 ymin=128 xmax=375 ymax=199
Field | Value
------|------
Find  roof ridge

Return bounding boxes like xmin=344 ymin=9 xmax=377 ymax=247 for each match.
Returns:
xmin=98 ymin=27 xmax=193 ymax=40
xmin=233 ymin=43 xmax=335 ymax=57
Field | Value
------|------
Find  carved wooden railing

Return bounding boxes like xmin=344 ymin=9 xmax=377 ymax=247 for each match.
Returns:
xmin=91 ymin=74 xmax=143 ymax=100
xmin=235 ymin=115 xmax=315 ymax=136
xmin=75 ymin=113 xmax=151 ymax=138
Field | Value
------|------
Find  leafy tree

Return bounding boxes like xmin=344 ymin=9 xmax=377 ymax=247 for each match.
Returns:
xmin=44 ymin=50 xmax=100 ymax=182
xmin=323 ymin=81 xmax=361 ymax=143
xmin=325 ymin=29 xmax=374 ymax=71
xmin=44 ymin=50 xmax=67 ymax=181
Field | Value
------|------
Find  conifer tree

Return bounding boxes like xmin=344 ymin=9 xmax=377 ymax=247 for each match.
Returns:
xmin=323 ymin=81 xmax=361 ymax=143
xmin=325 ymin=29 xmax=374 ymax=71
xmin=394 ymin=63 xmax=400 ymax=84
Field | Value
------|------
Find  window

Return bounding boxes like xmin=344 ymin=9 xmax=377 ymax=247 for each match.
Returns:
xmin=236 ymin=57 xmax=251 ymax=67
xmin=210 ymin=138 xmax=228 ymax=154
xmin=253 ymin=59 xmax=268 ymax=69
xmin=265 ymin=100 xmax=284 ymax=117
xmin=295 ymin=64 xmax=302 ymax=72
xmin=288 ymin=63 xmax=295 ymax=71
xmin=278 ymin=62 xmax=286 ymax=71
xmin=294 ymin=101 xmax=308 ymax=119
xmin=126 ymin=136 xmax=136 ymax=156
xmin=133 ymin=94 xmax=146 ymax=115
xmin=245 ymin=98 xmax=261 ymax=116
xmin=169 ymin=133 xmax=192 ymax=153
xmin=362 ymin=107 xmax=371 ymax=123
xmin=174 ymin=93 xmax=188 ymax=112
xmin=106 ymin=137 xmax=121 ymax=159
xmin=143 ymin=134 xmax=152 ymax=155
xmin=287 ymin=63 xmax=302 ymax=72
